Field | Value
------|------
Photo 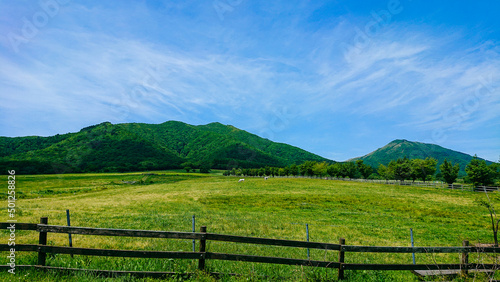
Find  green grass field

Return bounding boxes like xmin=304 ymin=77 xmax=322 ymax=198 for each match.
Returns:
xmin=2 ymin=171 xmax=500 ymax=281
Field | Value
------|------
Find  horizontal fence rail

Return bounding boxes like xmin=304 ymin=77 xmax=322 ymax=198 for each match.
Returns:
xmin=205 ymin=232 xmax=341 ymax=250
xmin=250 ymin=176 xmax=500 ymax=192
xmin=37 ymin=224 xmax=341 ymax=250
xmin=38 ymin=225 xmax=202 ymax=240
xmin=2 ymin=219 xmax=500 ymax=280
xmin=342 ymin=263 xmax=498 ymax=271
xmin=342 ymin=245 xmax=500 ymax=253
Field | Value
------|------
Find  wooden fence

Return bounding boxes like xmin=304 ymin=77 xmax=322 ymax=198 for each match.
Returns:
xmin=2 ymin=218 xmax=500 ymax=280
xmin=266 ymin=176 xmax=500 ymax=192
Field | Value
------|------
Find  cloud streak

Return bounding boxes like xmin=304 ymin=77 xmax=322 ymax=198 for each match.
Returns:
xmin=0 ymin=0 xmax=498 ymax=161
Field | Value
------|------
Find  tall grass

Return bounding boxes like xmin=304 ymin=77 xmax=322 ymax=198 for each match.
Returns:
xmin=2 ymin=172 xmax=499 ymax=281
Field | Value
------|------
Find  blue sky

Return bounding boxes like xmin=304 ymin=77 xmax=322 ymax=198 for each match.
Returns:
xmin=1 ymin=0 xmax=499 ymax=162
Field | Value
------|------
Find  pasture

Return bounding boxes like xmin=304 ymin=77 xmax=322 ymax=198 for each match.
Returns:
xmin=1 ymin=171 xmax=499 ymax=281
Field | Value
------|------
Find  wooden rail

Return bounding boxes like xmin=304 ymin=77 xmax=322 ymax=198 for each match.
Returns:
xmin=268 ymin=176 xmax=500 ymax=192
xmin=38 ymin=224 xmax=341 ymax=250
xmin=2 ymin=219 xmax=500 ymax=280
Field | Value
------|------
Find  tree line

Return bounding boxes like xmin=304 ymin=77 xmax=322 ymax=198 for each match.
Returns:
xmin=224 ymin=156 xmax=500 ymax=187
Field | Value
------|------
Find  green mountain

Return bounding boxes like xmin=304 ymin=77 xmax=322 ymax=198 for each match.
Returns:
xmin=0 ymin=121 xmax=330 ymax=174
xmin=350 ymin=139 xmax=491 ymax=173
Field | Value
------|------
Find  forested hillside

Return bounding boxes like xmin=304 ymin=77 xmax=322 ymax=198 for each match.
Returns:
xmin=2 ymin=123 xmax=493 ymax=176
xmin=0 ymin=121 xmax=329 ymax=174
xmin=350 ymin=139 xmax=492 ymax=174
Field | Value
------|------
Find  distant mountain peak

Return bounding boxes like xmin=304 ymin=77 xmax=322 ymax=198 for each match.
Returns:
xmin=205 ymin=121 xmax=225 ymax=126
xmin=350 ymin=139 xmax=490 ymax=174
xmin=79 ymin=121 xmax=113 ymax=132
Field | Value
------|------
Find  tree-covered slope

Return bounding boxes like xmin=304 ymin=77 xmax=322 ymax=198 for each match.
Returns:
xmin=0 ymin=121 xmax=330 ymax=174
xmin=0 ymin=122 xmax=184 ymax=174
xmin=121 ymin=121 xmax=330 ymax=169
xmin=196 ymin=122 xmax=329 ymax=164
xmin=350 ymin=139 xmax=491 ymax=173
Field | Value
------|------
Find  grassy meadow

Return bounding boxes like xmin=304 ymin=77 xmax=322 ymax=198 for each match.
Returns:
xmin=2 ymin=171 xmax=500 ymax=281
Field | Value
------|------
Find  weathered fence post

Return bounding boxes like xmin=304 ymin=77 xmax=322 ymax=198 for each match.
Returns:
xmin=410 ymin=228 xmax=416 ymax=264
xmin=306 ymin=224 xmax=310 ymax=260
xmin=462 ymin=240 xmax=469 ymax=276
xmin=66 ymin=209 xmax=73 ymax=258
xmin=192 ymin=215 xmax=196 ymax=252
xmin=338 ymin=238 xmax=345 ymax=280
xmin=37 ymin=217 xmax=48 ymax=266
xmin=198 ymin=226 xmax=207 ymax=271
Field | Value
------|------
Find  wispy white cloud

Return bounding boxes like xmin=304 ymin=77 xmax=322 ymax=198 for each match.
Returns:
xmin=300 ymin=26 xmax=500 ymax=132
xmin=0 ymin=0 xmax=498 ymax=161
xmin=1 ymin=26 xmax=309 ymax=135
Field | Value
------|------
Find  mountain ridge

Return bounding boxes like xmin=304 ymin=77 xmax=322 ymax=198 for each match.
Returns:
xmin=0 ymin=121 xmax=330 ymax=174
xmin=1 ymin=122 xmax=493 ymax=175
xmin=349 ymin=139 xmax=492 ymax=173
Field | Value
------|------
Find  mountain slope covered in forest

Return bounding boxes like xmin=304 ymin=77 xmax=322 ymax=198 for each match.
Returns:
xmin=0 ymin=121 xmax=330 ymax=174
xmin=350 ymin=139 xmax=492 ymax=173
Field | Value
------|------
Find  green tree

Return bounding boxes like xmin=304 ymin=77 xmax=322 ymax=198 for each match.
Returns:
xmin=466 ymin=156 xmax=495 ymax=187
xmin=278 ymin=167 xmax=286 ymax=176
xmin=283 ymin=166 xmax=290 ymax=176
xmin=327 ymin=164 xmax=340 ymax=178
xmin=389 ymin=157 xmax=412 ymax=182
xmin=411 ymin=157 xmax=437 ymax=182
xmin=271 ymin=167 xmax=279 ymax=177
xmin=440 ymin=159 xmax=460 ymax=184
xmin=312 ymin=162 xmax=328 ymax=177
xmin=329 ymin=162 xmax=357 ymax=178
xmin=182 ymin=162 xmax=194 ymax=173
xmin=264 ymin=166 xmax=271 ymax=176
xmin=491 ymin=159 xmax=500 ymax=185
xmin=356 ymin=160 xmax=373 ymax=179
xmin=341 ymin=162 xmax=358 ymax=178
xmin=199 ymin=163 xmax=211 ymax=173
xmin=258 ymin=168 xmax=265 ymax=177
xmin=378 ymin=164 xmax=393 ymax=180
xmin=299 ymin=161 xmax=315 ymax=176
xmin=289 ymin=164 xmax=299 ymax=176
